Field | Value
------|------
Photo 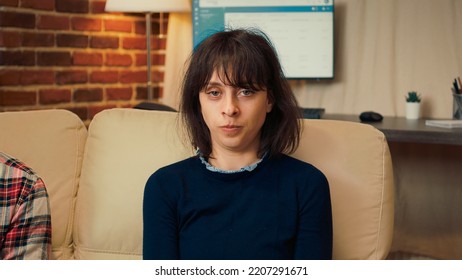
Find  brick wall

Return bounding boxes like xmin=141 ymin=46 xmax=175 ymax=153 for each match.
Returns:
xmin=0 ymin=0 xmax=167 ymax=123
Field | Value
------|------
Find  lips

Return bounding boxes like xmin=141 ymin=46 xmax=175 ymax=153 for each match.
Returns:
xmin=220 ymin=125 xmax=242 ymax=134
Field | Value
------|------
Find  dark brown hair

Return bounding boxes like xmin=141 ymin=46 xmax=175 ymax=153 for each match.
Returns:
xmin=180 ymin=28 xmax=301 ymax=158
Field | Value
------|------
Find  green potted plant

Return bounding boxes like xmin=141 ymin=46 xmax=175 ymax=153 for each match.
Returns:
xmin=405 ymin=91 xmax=421 ymax=119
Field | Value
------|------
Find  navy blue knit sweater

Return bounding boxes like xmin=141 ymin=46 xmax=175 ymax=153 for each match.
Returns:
xmin=143 ymin=154 xmax=332 ymax=260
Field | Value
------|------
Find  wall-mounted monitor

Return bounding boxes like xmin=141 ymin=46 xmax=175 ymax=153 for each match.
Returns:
xmin=193 ymin=0 xmax=335 ymax=79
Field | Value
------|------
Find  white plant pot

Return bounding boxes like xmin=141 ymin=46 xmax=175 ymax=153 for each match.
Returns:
xmin=406 ymin=102 xmax=421 ymax=120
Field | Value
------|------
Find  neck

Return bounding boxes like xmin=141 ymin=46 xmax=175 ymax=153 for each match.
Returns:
xmin=208 ymin=149 xmax=260 ymax=171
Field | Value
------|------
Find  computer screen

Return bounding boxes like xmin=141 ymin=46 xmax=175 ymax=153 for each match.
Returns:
xmin=192 ymin=0 xmax=334 ymax=79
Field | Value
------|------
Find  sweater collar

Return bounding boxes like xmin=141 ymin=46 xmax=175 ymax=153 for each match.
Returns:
xmin=197 ymin=150 xmax=267 ymax=174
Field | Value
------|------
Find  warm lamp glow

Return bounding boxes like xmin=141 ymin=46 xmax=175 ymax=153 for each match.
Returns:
xmin=105 ymin=0 xmax=191 ymax=13
xmin=104 ymin=0 xmax=191 ymax=102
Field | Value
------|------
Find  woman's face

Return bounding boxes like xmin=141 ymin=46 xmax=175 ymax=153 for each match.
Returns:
xmin=199 ymin=70 xmax=273 ymax=156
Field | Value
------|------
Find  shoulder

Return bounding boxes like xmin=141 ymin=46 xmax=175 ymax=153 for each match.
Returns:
xmin=0 ymin=152 xmax=47 ymax=202
xmin=270 ymin=155 xmax=329 ymax=192
xmin=143 ymin=157 xmax=201 ymax=208
xmin=144 ymin=157 xmax=199 ymax=193
xmin=1 ymin=152 xmax=40 ymax=180
xmin=274 ymin=156 xmax=331 ymax=210
xmin=275 ymin=155 xmax=326 ymax=178
xmin=149 ymin=157 xmax=198 ymax=180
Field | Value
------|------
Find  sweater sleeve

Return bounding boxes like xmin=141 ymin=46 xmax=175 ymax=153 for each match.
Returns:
xmin=142 ymin=170 xmax=179 ymax=260
xmin=293 ymin=167 xmax=333 ymax=260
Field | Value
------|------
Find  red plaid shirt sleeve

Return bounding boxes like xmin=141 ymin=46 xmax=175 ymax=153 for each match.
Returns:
xmin=1 ymin=152 xmax=52 ymax=260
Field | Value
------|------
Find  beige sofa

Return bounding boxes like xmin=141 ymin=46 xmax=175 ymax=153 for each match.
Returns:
xmin=0 ymin=108 xmax=394 ymax=260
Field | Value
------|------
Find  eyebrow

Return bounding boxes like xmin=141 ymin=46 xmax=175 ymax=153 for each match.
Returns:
xmin=204 ymin=80 xmax=261 ymax=91
xmin=206 ymin=81 xmax=224 ymax=87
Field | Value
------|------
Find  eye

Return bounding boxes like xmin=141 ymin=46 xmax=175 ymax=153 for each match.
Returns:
xmin=238 ymin=89 xmax=255 ymax=97
xmin=206 ymin=90 xmax=221 ymax=98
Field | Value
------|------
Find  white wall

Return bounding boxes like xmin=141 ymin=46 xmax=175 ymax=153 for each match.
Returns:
xmin=294 ymin=0 xmax=462 ymax=119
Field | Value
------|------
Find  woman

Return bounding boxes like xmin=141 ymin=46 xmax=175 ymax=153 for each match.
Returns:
xmin=143 ymin=28 xmax=332 ymax=260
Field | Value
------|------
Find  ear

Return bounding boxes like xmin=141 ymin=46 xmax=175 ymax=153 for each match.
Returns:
xmin=266 ymin=92 xmax=274 ymax=113
xmin=266 ymin=99 xmax=273 ymax=113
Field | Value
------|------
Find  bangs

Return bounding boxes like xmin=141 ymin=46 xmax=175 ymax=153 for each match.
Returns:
xmin=196 ymin=32 xmax=272 ymax=92
xmin=210 ymin=55 xmax=268 ymax=91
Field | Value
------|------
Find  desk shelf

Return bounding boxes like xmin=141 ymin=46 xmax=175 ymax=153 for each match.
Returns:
xmin=325 ymin=114 xmax=462 ymax=146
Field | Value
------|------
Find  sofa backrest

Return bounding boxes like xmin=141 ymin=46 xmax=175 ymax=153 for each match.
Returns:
xmin=293 ymin=118 xmax=394 ymax=259
xmin=0 ymin=109 xmax=87 ymax=259
xmin=1 ymin=108 xmax=393 ymax=259
xmin=74 ymin=108 xmax=393 ymax=260
xmin=74 ymin=109 xmax=192 ymax=259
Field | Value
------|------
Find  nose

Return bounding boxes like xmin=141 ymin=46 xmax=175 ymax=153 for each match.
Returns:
xmin=222 ymin=95 xmax=239 ymax=117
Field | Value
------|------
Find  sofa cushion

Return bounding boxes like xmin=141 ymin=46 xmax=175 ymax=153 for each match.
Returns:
xmin=0 ymin=109 xmax=87 ymax=259
xmin=74 ymin=109 xmax=192 ymax=259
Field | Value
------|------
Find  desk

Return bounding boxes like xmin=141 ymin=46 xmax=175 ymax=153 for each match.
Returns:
xmin=323 ymin=114 xmax=462 ymax=259
xmin=325 ymin=114 xmax=462 ymax=146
